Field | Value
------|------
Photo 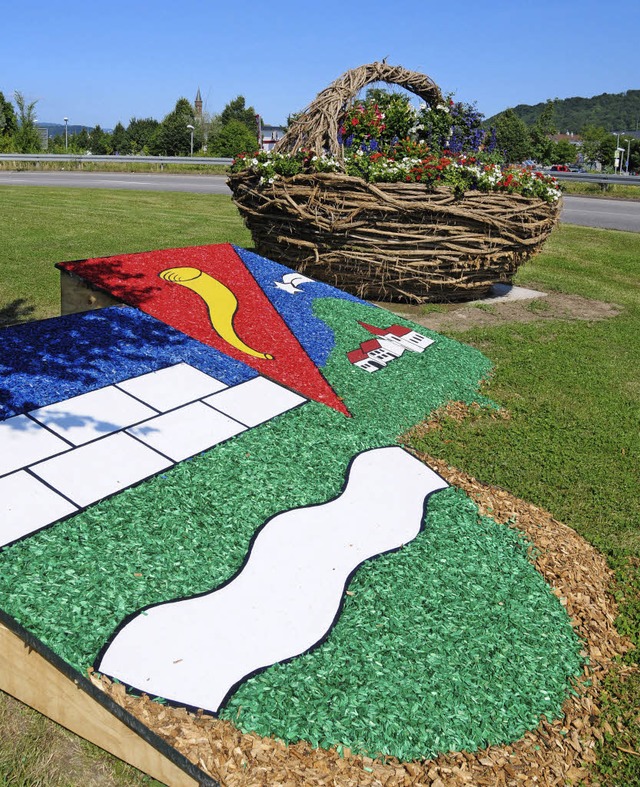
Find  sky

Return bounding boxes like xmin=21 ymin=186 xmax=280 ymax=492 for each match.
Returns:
xmin=2 ymin=0 xmax=639 ymax=130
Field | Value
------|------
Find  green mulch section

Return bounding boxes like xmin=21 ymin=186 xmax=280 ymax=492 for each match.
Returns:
xmin=0 ymin=297 xmax=583 ymax=760
xmin=222 ymin=487 xmax=581 ymax=761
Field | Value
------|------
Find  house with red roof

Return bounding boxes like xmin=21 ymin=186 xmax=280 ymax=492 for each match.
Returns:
xmin=347 ymin=323 xmax=435 ymax=372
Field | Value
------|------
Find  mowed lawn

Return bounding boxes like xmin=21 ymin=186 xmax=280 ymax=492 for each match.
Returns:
xmin=0 ymin=186 xmax=638 ymax=785
xmin=0 ymin=186 xmax=252 ymax=325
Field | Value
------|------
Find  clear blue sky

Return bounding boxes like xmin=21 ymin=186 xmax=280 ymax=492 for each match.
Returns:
xmin=2 ymin=0 xmax=639 ymax=130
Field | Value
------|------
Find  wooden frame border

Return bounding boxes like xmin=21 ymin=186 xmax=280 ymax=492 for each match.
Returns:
xmin=0 ymin=610 xmax=218 ymax=787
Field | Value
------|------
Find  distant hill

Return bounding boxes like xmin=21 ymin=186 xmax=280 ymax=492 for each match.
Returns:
xmin=486 ymin=90 xmax=640 ymax=133
xmin=36 ymin=122 xmax=109 ymax=137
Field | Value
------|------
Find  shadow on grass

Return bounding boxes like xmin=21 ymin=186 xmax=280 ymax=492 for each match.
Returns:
xmin=0 ymin=298 xmax=37 ymax=328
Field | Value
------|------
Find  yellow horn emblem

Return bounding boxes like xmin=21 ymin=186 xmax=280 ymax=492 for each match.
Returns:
xmin=159 ymin=267 xmax=273 ymax=360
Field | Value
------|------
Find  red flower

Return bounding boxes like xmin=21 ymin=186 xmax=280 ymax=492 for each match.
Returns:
xmin=351 ymin=117 xmax=359 ymax=126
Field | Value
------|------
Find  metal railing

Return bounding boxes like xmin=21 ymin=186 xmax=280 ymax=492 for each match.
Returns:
xmin=543 ymin=171 xmax=640 ymax=186
xmin=0 ymin=153 xmax=233 ymax=166
xmin=0 ymin=155 xmax=638 ymax=186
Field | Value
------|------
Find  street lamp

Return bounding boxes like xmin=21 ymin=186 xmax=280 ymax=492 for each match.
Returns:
xmin=186 ymin=124 xmax=195 ymax=157
xmin=63 ymin=117 xmax=68 ymax=150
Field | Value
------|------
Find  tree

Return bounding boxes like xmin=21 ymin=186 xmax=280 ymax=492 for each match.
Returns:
xmin=126 ymin=117 xmax=159 ymax=154
xmin=493 ymin=109 xmax=531 ymax=163
xmin=530 ymin=100 xmax=556 ymax=164
xmin=219 ymin=96 xmax=258 ymax=136
xmin=110 ymin=122 xmax=131 ymax=155
xmin=580 ymin=125 xmax=615 ymax=168
xmin=72 ymin=128 xmax=91 ymax=153
xmin=13 ymin=91 xmax=41 ymax=153
xmin=210 ymin=119 xmax=258 ymax=157
xmin=199 ymin=111 xmax=222 ymax=153
xmin=551 ymin=139 xmax=577 ymax=165
xmin=150 ymin=98 xmax=198 ymax=156
xmin=89 ymin=124 xmax=109 ymax=154
xmin=0 ymin=91 xmax=17 ymax=137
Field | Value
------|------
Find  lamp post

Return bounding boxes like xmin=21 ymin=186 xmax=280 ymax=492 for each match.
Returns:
xmin=187 ymin=124 xmax=195 ymax=157
xmin=626 ymin=139 xmax=631 ymax=174
xmin=63 ymin=117 xmax=68 ymax=150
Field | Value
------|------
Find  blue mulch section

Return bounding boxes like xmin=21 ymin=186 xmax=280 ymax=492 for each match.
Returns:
xmin=0 ymin=306 xmax=257 ymax=421
xmin=234 ymin=246 xmax=368 ymax=368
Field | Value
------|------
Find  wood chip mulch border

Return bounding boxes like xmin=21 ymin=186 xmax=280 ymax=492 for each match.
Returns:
xmin=92 ymin=420 xmax=633 ymax=786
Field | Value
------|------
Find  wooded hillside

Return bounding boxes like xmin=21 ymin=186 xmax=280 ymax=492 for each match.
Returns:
xmin=486 ymin=90 xmax=640 ymax=133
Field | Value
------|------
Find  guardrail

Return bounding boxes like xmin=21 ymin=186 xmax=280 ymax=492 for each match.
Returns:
xmin=0 ymin=153 xmax=233 ymax=166
xmin=1 ymin=155 xmax=639 ymax=186
xmin=543 ymin=171 xmax=640 ymax=186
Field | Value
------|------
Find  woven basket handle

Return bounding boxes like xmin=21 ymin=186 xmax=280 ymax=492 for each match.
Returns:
xmin=274 ymin=62 xmax=443 ymax=157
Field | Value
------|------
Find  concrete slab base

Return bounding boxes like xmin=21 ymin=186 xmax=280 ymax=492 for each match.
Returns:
xmin=474 ymin=283 xmax=548 ymax=304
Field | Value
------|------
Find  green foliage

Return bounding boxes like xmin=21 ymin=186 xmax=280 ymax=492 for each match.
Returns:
xmin=88 ymin=124 xmax=109 ymax=154
xmin=488 ymin=89 xmax=640 ymax=134
xmin=493 ymin=109 xmax=531 ymax=163
xmin=211 ymin=118 xmax=258 ymax=157
xmin=72 ymin=128 xmax=91 ymax=153
xmin=13 ymin=91 xmax=41 ymax=153
xmin=149 ymin=97 xmax=197 ymax=156
xmin=110 ymin=121 xmax=131 ymax=155
xmin=219 ymin=95 xmax=258 ymax=135
xmin=529 ymin=100 xmax=556 ymax=164
xmin=0 ymin=90 xmax=17 ymax=137
xmin=551 ymin=138 xmax=577 ymax=164
xmin=581 ymin=124 xmax=617 ymax=167
xmin=126 ymin=117 xmax=159 ymax=154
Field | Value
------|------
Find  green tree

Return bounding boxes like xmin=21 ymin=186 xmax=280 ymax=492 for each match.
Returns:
xmin=0 ymin=91 xmax=17 ymax=138
xmin=150 ymin=98 xmax=198 ymax=156
xmin=13 ymin=91 xmax=41 ymax=153
xmin=110 ymin=122 xmax=131 ymax=154
xmin=126 ymin=117 xmax=159 ymax=153
xmin=219 ymin=96 xmax=258 ymax=136
xmin=89 ymin=124 xmax=109 ymax=154
xmin=580 ymin=124 xmax=615 ymax=168
xmin=530 ymin=100 xmax=556 ymax=164
xmin=493 ymin=109 xmax=531 ymax=163
xmin=210 ymin=119 xmax=258 ymax=157
xmin=551 ymin=139 xmax=577 ymax=165
xmin=72 ymin=128 xmax=91 ymax=153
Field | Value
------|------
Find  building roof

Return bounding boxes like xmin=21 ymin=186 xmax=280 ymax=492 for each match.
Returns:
xmin=347 ymin=349 xmax=367 ymax=363
xmin=358 ymin=321 xmax=412 ymax=338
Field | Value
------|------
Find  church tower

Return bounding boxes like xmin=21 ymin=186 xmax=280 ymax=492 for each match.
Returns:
xmin=194 ymin=88 xmax=203 ymax=120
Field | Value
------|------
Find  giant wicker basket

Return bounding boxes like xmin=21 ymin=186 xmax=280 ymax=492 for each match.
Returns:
xmin=228 ymin=62 xmax=561 ymax=303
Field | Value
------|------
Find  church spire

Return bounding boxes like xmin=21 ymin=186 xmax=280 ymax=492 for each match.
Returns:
xmin=195 ymin=88 xmax=203 ymax=119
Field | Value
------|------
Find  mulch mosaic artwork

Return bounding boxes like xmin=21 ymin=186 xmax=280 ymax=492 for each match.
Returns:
xmin=0 ymin=244 xmax=628 ymax=785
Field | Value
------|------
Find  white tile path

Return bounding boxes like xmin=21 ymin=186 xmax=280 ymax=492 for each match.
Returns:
xmin=204 ymin=376 xmax=307 ymax=427
xmin=0 ymin=470 xmax=78 ymax=545
xmin=128 ymin=402 xmax=246 ymax=463
xmin=31 ymin=432 xmax=173 ymax=509
xmin=116 ymin=363 xmax=228 ymax=412
xmin=0 ymin=364 xmax=307 ymax=549
xmin=0 ymin=415 xmax=71 ymax=476
xmin=30 ymin=387 xmax=158 ymax=446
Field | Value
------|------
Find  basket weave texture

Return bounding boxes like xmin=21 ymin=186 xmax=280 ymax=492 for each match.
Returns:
xmin=228 ymin=63 xmax=561 ymax=303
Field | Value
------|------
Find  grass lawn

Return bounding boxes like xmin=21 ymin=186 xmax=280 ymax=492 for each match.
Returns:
xmin=0 ymin=186 xmax=638 ymax=784
xmin=0 ymin=186 xmax=251 ymax=325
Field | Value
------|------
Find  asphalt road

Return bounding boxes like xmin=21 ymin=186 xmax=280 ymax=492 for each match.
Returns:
xmin=560 ymin=194 xmax=640 ymax=232
xmin=2 ymin=170 xmax=640 ymax=231
xmin=0 ymin=170 xmax=232 ymax=194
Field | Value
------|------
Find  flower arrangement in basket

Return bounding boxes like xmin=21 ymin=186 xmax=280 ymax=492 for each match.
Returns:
xmin=228 ymin=62 xmax=562 ymax=303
